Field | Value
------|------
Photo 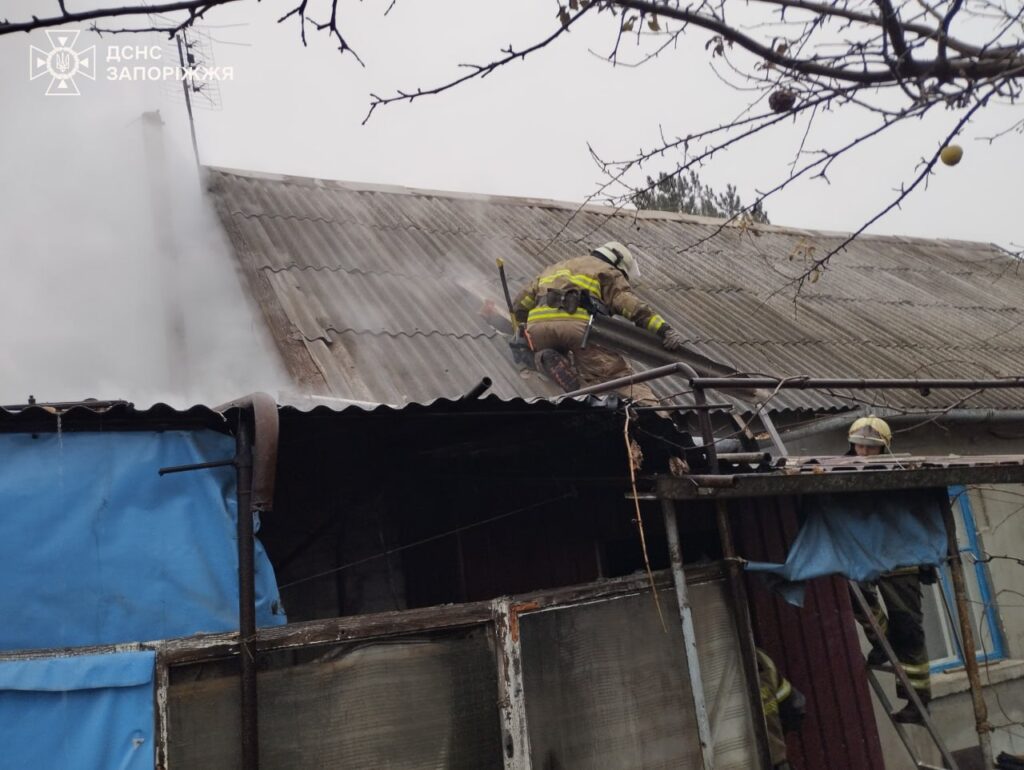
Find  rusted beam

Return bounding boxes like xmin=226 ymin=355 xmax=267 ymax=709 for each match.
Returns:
xmin=693 ymin=381 xmax=771 ymax=769
xmin=691 ymin=377 xmax=1024 ymax=390
xmin=656 ymin=464 xmax=1024 ymax=499
xmin=715 ymin=499 xmax=774 ymax=769
xmin=235 ymin=413 xmax=259 ymax=770
xmin=940 ymin=495 xmax=994 ymax=768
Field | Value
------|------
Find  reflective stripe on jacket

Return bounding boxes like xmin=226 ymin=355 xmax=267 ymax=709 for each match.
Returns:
xmin=513 ymin=254 xmax=667 ymax=332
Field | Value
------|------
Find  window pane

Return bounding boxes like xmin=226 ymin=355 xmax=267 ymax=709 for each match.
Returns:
xmin=168 ymin=626 xmax=503 ymax=769
xmin=519 ymin=582 xmax=756 ymax=769
xmin=922 ymin=580 xmax=957 ymax=663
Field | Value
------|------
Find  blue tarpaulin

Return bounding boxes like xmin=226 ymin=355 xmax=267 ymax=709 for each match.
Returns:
xmin=745 ymin=490 xmax=947 ymax=606
xmin=0 ymin=429 xmax=285 ymax=650
xmin=0 ymin=651 xmax=156 ymax=770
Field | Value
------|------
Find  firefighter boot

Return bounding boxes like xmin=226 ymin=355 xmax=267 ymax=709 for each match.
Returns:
xmin=536 ymin=349 xmax=580 ymax=392
xmin=891 ymin=702 xmax=925 ymax=725
xmin=866 ymin=647 xmax=888 ymax=667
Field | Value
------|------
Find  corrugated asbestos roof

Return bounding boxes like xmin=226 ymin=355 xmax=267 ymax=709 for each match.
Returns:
xmin=207 ymin=166 xmax=1024 ymax=413
xmin=0 ymin=394 xmax=618 ymax=431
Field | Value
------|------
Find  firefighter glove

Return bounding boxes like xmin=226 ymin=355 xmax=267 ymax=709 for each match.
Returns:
xmin=660 ymin=326 xmax=686 ymax=352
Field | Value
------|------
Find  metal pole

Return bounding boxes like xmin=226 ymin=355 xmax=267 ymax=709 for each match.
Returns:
xmin=715 ymin=497 xmax=773 ymax=769
xmin=661 ymin=496 xmax=715 ymax=770
xmin=694 ymin=386 xmax=773 ymax=769
xmin=940 ymin=494 xmax=993 ymax=768
xmin=236 ymin=414 xmax=259 ymax=770
xmin=691 ymin=377 xmax=1024 ymax=390
xmin=175 ymin=33 xmax=201 ymax=170
xmin=561 ymin=369 xmax=1024 ymax=401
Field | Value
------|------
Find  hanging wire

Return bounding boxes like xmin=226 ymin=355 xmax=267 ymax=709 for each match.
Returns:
xmin=623 ymin=405 xmax=667 ymax=632
xmin=277 ymin=490 xmax=575 ymax=591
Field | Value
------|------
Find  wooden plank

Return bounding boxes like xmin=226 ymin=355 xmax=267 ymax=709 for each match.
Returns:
xmin=493 ymin=599 xmax=532 ymax=770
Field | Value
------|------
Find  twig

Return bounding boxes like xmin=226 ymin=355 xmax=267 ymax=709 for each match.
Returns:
xmin=624 ymin=407 xmax=667 ymax=632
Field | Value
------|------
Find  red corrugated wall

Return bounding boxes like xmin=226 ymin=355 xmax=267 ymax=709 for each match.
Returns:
xmin=735 ymin=496 xmax=886 ymax=770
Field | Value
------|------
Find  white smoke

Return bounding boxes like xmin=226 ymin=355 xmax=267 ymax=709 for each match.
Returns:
xmin=0 ymin=31 xmax=288 ymax=408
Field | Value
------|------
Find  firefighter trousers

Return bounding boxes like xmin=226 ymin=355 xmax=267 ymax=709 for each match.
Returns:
xmin=526 ymin=318 xmax=659 ymax=405
xmin=852 ymin=571 xmax=931 ymax=703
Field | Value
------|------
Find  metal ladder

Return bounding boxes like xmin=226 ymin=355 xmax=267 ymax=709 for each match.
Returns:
xmin=848 ymin=581 xmax=960 ymax=770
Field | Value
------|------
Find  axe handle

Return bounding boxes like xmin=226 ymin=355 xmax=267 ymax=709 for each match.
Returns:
xmin=496 ymin=258 xmax=516 ymax=328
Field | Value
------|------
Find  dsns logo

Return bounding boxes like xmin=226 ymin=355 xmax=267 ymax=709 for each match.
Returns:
xmin=30 ymin=30 xmax=96 ymax=96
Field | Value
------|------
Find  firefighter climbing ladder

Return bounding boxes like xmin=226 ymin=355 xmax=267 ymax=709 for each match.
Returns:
xmin=849 ymin=581 xmax=959 ymax=770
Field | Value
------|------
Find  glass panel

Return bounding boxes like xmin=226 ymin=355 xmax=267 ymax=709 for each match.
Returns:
xmin=168 ymin=626 xmax=503 ymax=770
xmin=519 ymin=581 xmax=755 ymax=770
xmin=922 ymin=580 xmax=957 ymax=663
xmin=924 ymin=489 xmax=1004 ymax=668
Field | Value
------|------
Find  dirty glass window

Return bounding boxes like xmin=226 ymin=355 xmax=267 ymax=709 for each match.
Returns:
xmin=167 ymin=626 xmax=502 ymax=769
xmin=519 ymin=582 xmax=756 ymax=769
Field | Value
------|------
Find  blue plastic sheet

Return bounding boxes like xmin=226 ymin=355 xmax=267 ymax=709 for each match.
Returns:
xmin=745 ymin=490 xmax=947 ymax=606
xmin=0 ymin=651 xmax=155 ymax=770
xmin=0 ymin=430 xmax=285 ymax=650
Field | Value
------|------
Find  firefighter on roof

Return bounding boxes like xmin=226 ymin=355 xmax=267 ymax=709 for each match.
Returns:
xmin=847 ymin=415 xmax=933 ymax=724
xmin=511 ymin=241 xmax=686 ymax=401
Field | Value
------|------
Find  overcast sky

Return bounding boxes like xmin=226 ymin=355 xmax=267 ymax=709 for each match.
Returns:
xmin=1 ymin=1 xmax=1021 ymax=403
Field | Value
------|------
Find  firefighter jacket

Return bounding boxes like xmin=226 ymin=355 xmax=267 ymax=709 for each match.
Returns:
xmin=512 ymin=254 xmax=667 ymax=334
xmin=757 ymin=649 xmax=806 ymax=768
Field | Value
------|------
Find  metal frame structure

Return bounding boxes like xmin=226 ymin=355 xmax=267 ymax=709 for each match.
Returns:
xmin=207 ymin=373 xmax=1021 ymax=770
xmin=7 ymin=375 xmax=1024 ymax=769
xmin=611 ymin=372 xmax=1024 ymax=770
xmin=0 ymin=567 xmax=735 ymax=770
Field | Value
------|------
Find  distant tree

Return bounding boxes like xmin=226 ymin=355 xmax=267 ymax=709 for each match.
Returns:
xmin=633 ymin=170 xmax=769 ymax=223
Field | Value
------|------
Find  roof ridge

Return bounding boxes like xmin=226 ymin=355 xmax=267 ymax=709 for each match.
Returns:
xmin=207 ymin=166 xmax=1005 ymax=251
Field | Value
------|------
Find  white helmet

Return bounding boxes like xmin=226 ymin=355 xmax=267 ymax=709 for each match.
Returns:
xmin=848 ymin=416 xmax=892 ymax=450
xmin=592 ymin=241 xmax=639 ymax=281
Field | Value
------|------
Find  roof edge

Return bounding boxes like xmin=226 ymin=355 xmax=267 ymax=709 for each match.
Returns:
xmin=202 ymin=165 xmax=1002 ymax=253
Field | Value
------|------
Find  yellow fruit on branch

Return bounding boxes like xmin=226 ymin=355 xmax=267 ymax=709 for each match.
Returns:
xmin=940 ymin=144 xmax=963 ymax=166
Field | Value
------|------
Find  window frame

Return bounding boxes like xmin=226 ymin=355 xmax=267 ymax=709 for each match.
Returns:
xmin=927 ymin=486 xmax=1006 ymax=674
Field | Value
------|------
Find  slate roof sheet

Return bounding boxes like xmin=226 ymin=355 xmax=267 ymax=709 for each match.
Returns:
xmin=208 ymin=167 xmax=1024 ymax=413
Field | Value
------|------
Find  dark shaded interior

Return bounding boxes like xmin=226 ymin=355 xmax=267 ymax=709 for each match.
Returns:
xmin=259 ymin=400 xmax=722 ymax=623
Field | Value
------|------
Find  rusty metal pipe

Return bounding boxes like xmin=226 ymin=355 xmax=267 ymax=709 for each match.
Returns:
xmin=463 ymin=377 xmax=493 ymax=400
xmin=691 ymin=377 xmax=1024 ymax=390
xmin=235 ymin=414 xmax=258 ymax=770
xmin=631 ymin=403 xmax=735 ymax=412
xmin=561 ymin=369 xmax=1024 ymax=405
xmin=716 ymin=452 xmax=771 ymax=465
xmin=559 ymin=363 xmax=693 ymax=400
xmin=940 ymin=494 xmax=993 ymax=768
xmin=216 ymin=394 xmax=280 ymax=770
xmin=693 ymin=383 xmax=772 ymax=767
xmin=714 ymin=496 xmax=773 ymax=770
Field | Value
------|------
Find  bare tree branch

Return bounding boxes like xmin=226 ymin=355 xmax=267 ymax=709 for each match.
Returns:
xmin=0 ymin=1 xmax=239 ymax=35
xmin=362 ymin=1 xmax=594 ymax=124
